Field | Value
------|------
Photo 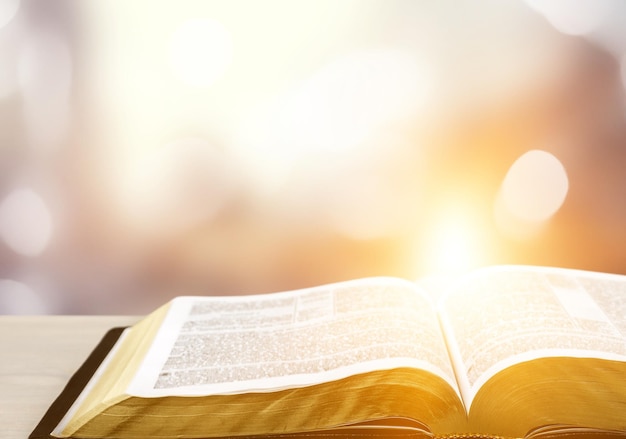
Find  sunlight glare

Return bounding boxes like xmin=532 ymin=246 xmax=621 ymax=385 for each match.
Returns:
xmin=422 ymin=205 xmax=486 ymax=276
xmin=169 ymin=18 xmax=233 ymax=88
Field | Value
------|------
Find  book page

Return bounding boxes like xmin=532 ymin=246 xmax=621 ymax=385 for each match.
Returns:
xmin=438 ymin=266 xmax=626 ymax=407
xmin=127 ymin=277 xmax=457 ymax=397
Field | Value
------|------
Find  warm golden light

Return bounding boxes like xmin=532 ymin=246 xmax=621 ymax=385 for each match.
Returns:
xmin=0 ymin=188 xmax=53 ymax=256
xmin=421 ymin=203 xmax=489 ymax=276
xmin=494 ymin=149 xmax=569 ymax=239
xmin=169 ymin=18 xmax=233 ymax=88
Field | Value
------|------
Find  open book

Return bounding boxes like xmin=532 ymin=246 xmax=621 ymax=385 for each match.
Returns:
xmin=46 ymin=266 xmax=626 ymax=439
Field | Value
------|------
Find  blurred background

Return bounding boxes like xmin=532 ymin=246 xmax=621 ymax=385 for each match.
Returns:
xmin=1 ymin=0 xmax=626 ymax=314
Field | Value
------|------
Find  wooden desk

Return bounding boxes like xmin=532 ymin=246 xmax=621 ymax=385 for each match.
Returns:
xmin=0 ymin=316 xmax=139 ymax=439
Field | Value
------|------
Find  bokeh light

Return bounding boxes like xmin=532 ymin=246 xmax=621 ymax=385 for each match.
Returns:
xmin=1 ymin=1 xmax=625 ymax=313
xmin=0 ymin=188 xmax=53 ymax=257
xmin=0 ymin=279 xmax=47 ymax=314
xmin=494 ymin=150 xmax=569 ymax=239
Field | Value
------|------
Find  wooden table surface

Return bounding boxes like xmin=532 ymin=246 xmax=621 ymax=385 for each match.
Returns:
xmin=0 ymin=315 xmax=140 ymax=439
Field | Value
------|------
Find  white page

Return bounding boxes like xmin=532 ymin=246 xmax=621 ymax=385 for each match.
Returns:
xmin=127 ymin=277 xmax=458 ymax=397
xmin=439 ymin=266 xmax=626 ymax=408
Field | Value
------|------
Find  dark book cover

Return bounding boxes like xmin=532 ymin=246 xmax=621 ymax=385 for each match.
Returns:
xmin=29 ymin=327 xmax=127 ymax=439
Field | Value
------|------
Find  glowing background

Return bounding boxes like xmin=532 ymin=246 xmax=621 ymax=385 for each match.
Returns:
xmin=1 ymin=0 xmax=626 ymax=313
